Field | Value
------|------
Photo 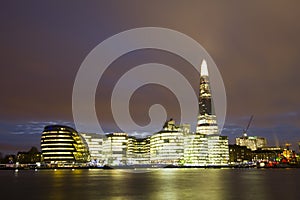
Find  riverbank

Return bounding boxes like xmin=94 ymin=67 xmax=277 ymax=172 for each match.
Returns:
xmin=1 ymin=164 xmax=300 ymax=170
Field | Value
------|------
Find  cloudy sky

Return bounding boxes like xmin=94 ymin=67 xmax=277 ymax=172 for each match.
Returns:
xmin=1 ymin=1 xmax=300 ymax=154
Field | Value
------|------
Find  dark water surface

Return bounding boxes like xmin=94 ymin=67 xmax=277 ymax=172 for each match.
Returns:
xmin=1 ymin=168 xmax=299 ymax=200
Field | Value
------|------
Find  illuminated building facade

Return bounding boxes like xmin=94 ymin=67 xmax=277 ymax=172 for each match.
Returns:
xmin=80 ymin=133 xmax=104 ymax=165
xmin=184 ymin=133 xmax=208 ymax=166
xmin=41 ymin=125 xmax=89 ymax=164
xmin=102 ymin=133 xmax=128 ymax=166
xmin=127 ymin=137 xmax=150 ymax=165
xmin=195 ymin=60 xmax=229 ymax=165
xmin=40 ymin=60 xmax=229 ymax=166
xmin=150 ymin=119 xmax=185 ymax=165
xmin=236 ymin=136 xmax=267 ymax=151
xmin=206 ymin=135 xmax=229 ymax=165
xmin=196 ymin=60 xmax=219 ymax=135
xmin=252 ymin=147 xmax=282 ymax=161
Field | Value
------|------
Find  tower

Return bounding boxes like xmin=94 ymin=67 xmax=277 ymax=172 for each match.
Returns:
xmin=196 ymin=59 xmax=219 ymax=135
xmin=195 ymin=60 xmax=229 ymax=166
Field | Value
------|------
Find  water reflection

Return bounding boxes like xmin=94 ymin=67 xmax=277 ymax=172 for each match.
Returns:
xmin=151 ymin=169 xmax=225 ymax=199
xmin=1 ymin=168 xmax=300 ymax=200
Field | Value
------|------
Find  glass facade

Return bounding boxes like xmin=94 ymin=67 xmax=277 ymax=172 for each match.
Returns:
xmin=80 ymin=133 xmax=104 ymax=165
xmin=102 ymin=133 xmax=128 ymax=166
xmin=207 ymin=135 xmax=229 ymax=165
xmin=150 ymin=131 xmax=185 ymax=165
xmin=41 ymin=125 xmax=89 ymax=164
xmin=127 ymin=137 xmax=150 ymax=165
xmin=184 ymin=133 xmax=208 ymax=166
xmin=197 ymin=60 xmax=219 ymax=135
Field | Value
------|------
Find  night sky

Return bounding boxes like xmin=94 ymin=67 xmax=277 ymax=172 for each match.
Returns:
xmin=1 ymin=1 xmax=300 ymax=154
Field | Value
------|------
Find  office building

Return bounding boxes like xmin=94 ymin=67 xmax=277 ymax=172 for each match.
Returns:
xmin=229 ymin=144 xmax=252 ymax=164
xmin=207 ymin=135 xmax=229 ymax=165
xmin=127 ymin=137 xmax=150 ymax=165
xmin=150 ymin=119 xmax=185 ymax=165
xmin=80 ymin=133 xmax=104 ymax=165
xmin=236 ymin=136 xmax=267 ymax=151
xmin=102 ymin=133 xmax=128 ymax=166
xmin=196 ymin=60 xmax=229 ymax=165
xmin=41 ymin=125 xmax=89 ymax=164
xmin=196 ymin=60 xmax=219 ymax=135
xmin=184 ymin=133 xmax=208 ymax=166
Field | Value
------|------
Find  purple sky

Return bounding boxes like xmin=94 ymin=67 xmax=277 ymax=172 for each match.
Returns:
xmin=1 ymin=1 xmax=300 ymax=154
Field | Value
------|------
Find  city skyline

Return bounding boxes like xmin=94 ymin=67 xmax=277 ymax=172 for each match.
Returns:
xmin=1 ymin=1 xmax=300 ymax=154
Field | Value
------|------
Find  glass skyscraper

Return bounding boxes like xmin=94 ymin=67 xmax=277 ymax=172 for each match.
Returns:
xmin=196 ymin=60 xmax=219 ymax=135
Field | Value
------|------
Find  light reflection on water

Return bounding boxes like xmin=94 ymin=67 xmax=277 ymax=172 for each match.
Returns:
xmin=1 ymin=168 xmax=300 ymax=200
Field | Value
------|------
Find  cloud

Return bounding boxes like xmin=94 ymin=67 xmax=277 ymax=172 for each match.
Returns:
xmin=0 ymin=120 xmax=75 ymax=154
xmin=1 ymin=1 xmax=300 ymax=151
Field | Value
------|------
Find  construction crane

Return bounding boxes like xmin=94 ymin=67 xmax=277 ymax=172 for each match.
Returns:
xmin=243 ymin=115 xmax=253 ymax=137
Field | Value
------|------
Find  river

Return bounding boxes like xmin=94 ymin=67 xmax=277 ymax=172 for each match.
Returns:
xmin=1 ymin=168 xmax=299 ymax=200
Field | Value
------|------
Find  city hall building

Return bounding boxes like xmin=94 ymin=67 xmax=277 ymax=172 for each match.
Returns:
xmin=41 ymin=125 xmax=89 ymax=164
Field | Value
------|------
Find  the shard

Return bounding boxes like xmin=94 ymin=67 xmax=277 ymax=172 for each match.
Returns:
xmin=196 ymin=59 xmax=219 ymax=135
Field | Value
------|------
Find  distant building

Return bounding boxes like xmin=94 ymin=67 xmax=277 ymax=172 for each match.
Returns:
xmin=229 ymin=144 xmax=252 ymax=164
xmin=236 ymin=136 xmax=267 ymax=151
xmin=41 ymin=125 xmax=89 ymax=164
xmin=17 ymin=147 xmax=42 ymax=164
xmin=252 ymin=147 xmax=282 ymax=161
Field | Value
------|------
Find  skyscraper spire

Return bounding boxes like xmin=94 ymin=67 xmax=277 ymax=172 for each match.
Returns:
xmin=200 ymin=59 xmax=209 ymax=76
xmin=198 ymin=59 xmax=212 ymax=116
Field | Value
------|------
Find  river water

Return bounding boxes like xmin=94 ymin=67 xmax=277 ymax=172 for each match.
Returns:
xmin=0 ymin=168 xmax=299 ymax=200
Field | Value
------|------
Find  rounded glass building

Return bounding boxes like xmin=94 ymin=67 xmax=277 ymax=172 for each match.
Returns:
xmin=41 ymin=125 xmax=89 ymax=164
